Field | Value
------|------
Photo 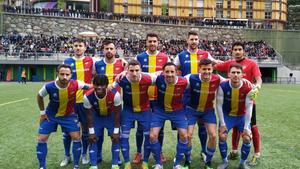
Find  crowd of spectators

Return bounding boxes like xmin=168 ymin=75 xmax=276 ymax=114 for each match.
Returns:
xmin=2 ymin=5 xmax=273 ymax=29
xmin=0 ymin=32 xmax=278 ymax=61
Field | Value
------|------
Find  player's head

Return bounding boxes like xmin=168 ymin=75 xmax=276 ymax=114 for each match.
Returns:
xmin=228 ymin=63 xmax=243 ymax=85
xmin=73 ymin=38 xmax=86 ymax=58
xmin=127 ymin=59 xmax=141 ymax=83
xmin=163 ymin=62 xmax=177 ymax=84
xmin=146 ymin=33 xmax=159 ymax=53
xmin=102 ymin=40 xmax=116 ymax=60
xmin=93 ymin=74 xmax=109 ymax=96
xmin=56 ymin=64 xmax=72 ymax=85
xmin=231 ymin=42 xmax=245 ymax=61
xmin=187 ymin=31 xmax=199 ymax=51
xmin=199 ymin=59 xmax=213 ymax=82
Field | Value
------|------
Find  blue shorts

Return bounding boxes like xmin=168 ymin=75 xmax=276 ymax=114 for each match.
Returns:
xmin=186 ymin=107 xmax=217 ymax=125
xmin=93 ymin=112 xmax=115 ymax=137
xmin=222 ymin=113 xmax=249 ymax=132
xmin=121 ymin=107 xmax=151 ymax=132
xmin=151 ymin=107 xmax=188 ymax=129
xmin=75 ymin=103 xmax=87 ymax=123
xmin=38 ymin=114 xmax=80 ymax=135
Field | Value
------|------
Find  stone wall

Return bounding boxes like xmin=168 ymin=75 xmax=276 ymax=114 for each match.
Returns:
xmin=2 ymin=13 xmax=245 ymax=41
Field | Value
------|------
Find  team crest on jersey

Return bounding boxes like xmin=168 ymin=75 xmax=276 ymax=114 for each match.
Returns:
xmin=161 ymin=84 xmax=165 ymax=88
xmin=85 ymin=62 xmax=90 ymax=65
xmin=101 ymin=67 xmax=105 ymax=70
xmin=196 ymin=83 xmax=199 ymax=87
xmin=94 ymin=102 xmax=98 ymax=106
xmin=227 ymin=91 xmax=230 ymax=95
xmin=126 ymin=85 xmax=130 ymax=89
xmin=158 ymin=59 xmax=162 ymax=62
xmin=185 ymin=55 xmax=189 ymax=58
xmin=144 ymin=58 xmax=147 ymax=62
xmin=116 ymin=67 xmax=120 ymax=71
xmin=71 ymin=63 xmax=74 ymax=66
xmin=53 ymin=93 xmax=57 ymax=97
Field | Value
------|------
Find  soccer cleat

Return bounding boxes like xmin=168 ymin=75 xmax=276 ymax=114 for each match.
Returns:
xmin=60 ymin=156 xmax=71 ymax=167
xmin=182 ymin=161 xmax=191 ymax=169
xmin=152 ymin=164 xmax=163 ymax=169
xmin=217 ymin=161 xmax=229 ymax=169
xmin=89 ymin=166 xmax=98 ymax=169
xmin=124 ymin=162 xmax=132 ymax=169
xmin=118 ymin=158 xmax=123 ymax=166
xmin=160 ymin=152 xmax=167 ymax=162
xmin=247 ymin=155 xmax=259 ymax=166
xmin=82 ymin=155 xmax=90 ymax=164
xmin=140 ymin=162 xmax=149 ymax=169
xmin=204 ymin=162 xmax=213 ymax=169
xmin=201 ymin=152 xmax=207 ymax=162
xmin=228 ymin=152 xmax=239 ymax=160
xmin=238 ymin=163 xmax=250 ymax=169
xmin=132 ymin=152 xmax=142 ymax=164
xmin=173 ymin=165 xmax=182 ymax=169
xmin=112 ymin=165 xmax=120 ymax=169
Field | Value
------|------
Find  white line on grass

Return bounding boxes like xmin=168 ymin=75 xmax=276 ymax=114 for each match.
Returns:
xmin=0 ymin=98 xmax=29 ymax=107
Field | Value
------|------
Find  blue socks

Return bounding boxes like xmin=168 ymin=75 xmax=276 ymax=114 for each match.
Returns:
xmin=174 ymin=139 xmax=188 ymax=166
xmin=72 ymin=140 xmax=82 ymax=168
xmin=150 ymin=139 xmax=162 ymax=165
xmin=81 ymin=130 xmax=89 ymax=156
xmin=240 ymin=142 xmax=251 ymax=164
xmin=206 ymin=147 xmax=216 ymax=164
xmin=219 ymin=140 xmax=228 ymax=162
xmin=198 ymin=123 xmax=207 ymax=154
xmin=97 ymin=128 xmax=104 ymax=162
xmin=36 ymin=141 xmax=47 ymax=169
xmin=112 ymin=142 xmax=121 ymax=165
xmin=136 ymin=128 xmax=144 ymax=153
xmin=89 ymin=142 xmax=98 ymax=166
xmin=143 ymin=131 xmax=151 ymax=163
xmin=62 ymin=132 xmax=71 ymax=157
xmin=120 ymin=130 xmax=130 ymax=163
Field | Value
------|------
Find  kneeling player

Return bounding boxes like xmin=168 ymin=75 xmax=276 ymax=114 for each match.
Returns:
xmin=36 ymin=64 xmax=90 ymax=169
xmin=84 ymin=74 xmax=122 ymax=169
xmin=216 ymin=64 xmax=254 ymax=169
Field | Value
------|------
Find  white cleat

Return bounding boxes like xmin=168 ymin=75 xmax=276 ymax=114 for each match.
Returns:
xmin=82 ymin=155 xmax=90 ymax=165
xmin=173 ymin=165 xmax=182 ymax=169
xmin=152 ymin=164 xmax=163 ymax=169
xmin=60 ymin=156 xmax=71 ymax=167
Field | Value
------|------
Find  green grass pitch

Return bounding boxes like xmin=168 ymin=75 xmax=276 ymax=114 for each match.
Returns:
xmin=0 ymin=83 xmax=299 ymax=169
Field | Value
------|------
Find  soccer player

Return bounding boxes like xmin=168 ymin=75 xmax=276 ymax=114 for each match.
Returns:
xmin=36 ymin=64 xmax=90 ymax=169
xmin=62 ymin=38 xmax=94 ymax=166
xmin=174 ymin=31 xmax=218 ymax=167
xmin=216 ymin=63 xmax=254 ymax=169
xmin=94 ymin=40 xmax=126 ymax=163
xmin=150 ymin=62 xmax=188 ymax=169
xmin=134 ymin=33 xmax=169 ymax=164
xmin=214 ymin=42 xmax=262 ymax=166
xmin=111 ymin=59 xmax=154 ymax=169
xmin=185 ymin=59 xmax=225 ymax=169
xmin=83 ymin=74 xmax=122 ymax=169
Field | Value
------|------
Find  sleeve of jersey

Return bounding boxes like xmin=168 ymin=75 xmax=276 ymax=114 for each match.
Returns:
xmin=173 ymin=55 xmax=180 ymax=67
xmin=214 ymin=62 xmax=227 ymax=72
xmin=218 ymin=74 xmax=226 ymax=82
xmin=244 ymin=93 xmax=254 ymax=129
xmin=78 ymin=80 xmax=90 ymax=90
xmin=184 ymin=74 xmax=191 ymax=88
xmin=83 ymin=95 xmax=92 ymax=109
xmin=207 ymin=52 xmax=216 ymax=61
xmin=38 ymin=85 xmax=48 ymax=97
xmin=216 ymin=86 xmax=226 ymax=126
xmin=114 ymin=92 xmax=122 ymax=106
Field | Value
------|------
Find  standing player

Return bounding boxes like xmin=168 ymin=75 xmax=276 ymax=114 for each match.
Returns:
xmin=62 ymin=38 xmax=94 ymax=166
xmin=214 ymin=42 xmax=262 ymax=166
xmin=83 ymin=74 xmax=122 ymax=169
xmin=94 ymin=40 xmax=126 ymax=163
xmin=133 ymin=33 xmax=169 ymax=164
xmin=111 ymin=60 xmax=154 ymax=169
xmin=150 ymin=62 xmax=188 ymax=169
xmin=185 ymin=59 xmax=225 ymax=169
xmin=174 ymin=31 xmax=218 ymax=167
xmin=36 ymin=64 xmax=90 ymax=169
xmin=216 ymin=63 xmax=254 ymax=169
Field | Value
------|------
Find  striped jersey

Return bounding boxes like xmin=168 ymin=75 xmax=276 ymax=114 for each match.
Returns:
xmin=156 ymin=75 xmax=188 ymax=112
xmin=63 ymin=56 xmax=94 ymax=103
xmin=39 ymin=80 xmax=88 ymax=117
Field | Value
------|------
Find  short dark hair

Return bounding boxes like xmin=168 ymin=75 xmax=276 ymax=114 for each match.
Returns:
xmin=188 ymin=31 xmax=198 ymax=37
xmin=102 ymin=40 xmax=115 ymax=48
xmin=229 ymin=63 xmax=243 ymax=72
xmin=199 ymin=58 xmax=212 ymax=67
xmin=232 ymin=42 xmax=245 ymax=50
xmin=93 ymin=74 xmax=109 ymax=86
xmin=57 ymin=64 xmax=72 ymax=73
xmin=163 ymin=62 xmax=177 ymax=70
xmin=146 ymin=33 xmax=159 ymax=40
xmin=127 ymin=59 xmax=141 ymax=68
xmin=73 ymin=38 xmax=86 ymax=45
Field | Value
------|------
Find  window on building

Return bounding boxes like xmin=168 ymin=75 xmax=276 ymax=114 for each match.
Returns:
xmin=142 ymin=0 xmax=153 ymax=5
xmin=227 ymin=0 xmax=231 ymax=18
xmin=142 ymin=6 xmax=153 ymax=15
xmin=246 ymin=0 xmax=253 ymax=19
xmin=216 ymin=0 xmax=223 ymax=18
xmin=189 ymin=0 xmax=193 ymax=7
xmin=161 ymin=3 xmax=169 ymax=16
xmin=197 ymin=8 xmax=204 ymax=17
xmin=197 ymin=0 xmax=204 ymax=7
xmin=265 ymin=0 xmax=272 ymax=19
xmin=173 ymin=7 xmax=177 ymax=16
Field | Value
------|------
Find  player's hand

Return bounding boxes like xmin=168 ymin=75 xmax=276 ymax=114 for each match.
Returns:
xmin=88 ymin=134 xmax=97 ymax=143
xmin=115 ymin=71 xmax=127 ymax=83
xmin=112 ymin=133 xmax=120 ymax=143
xmin=39 ymin=114 xmax=49 ymax=124
xmin=107 ymin=84 xmax=114 ymax=91
xmin=249 ymin=85 xmax=260 ymax=100
xmin=219 ymin=125 xmax=227 ymax=140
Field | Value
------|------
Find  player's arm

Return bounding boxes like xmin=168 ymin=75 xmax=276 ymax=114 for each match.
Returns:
xmin=184 ymin=74 xmax=191 ymax=89
xmin=83 ymin=95 xmax=97 ymax=143
xmin=112 ymin=92 xmax=122 ymax=143
xmin=243 ymin=91 xmax=254 ymax=137
xmin=173 ymin=55 xmax=182 ymax=76
xmin=78 ymin=80 xmax=93 ymax=90
xmin=208 ymin=52 xmax=224 ymax=65
xmin=37 ymin=85 xmax=49 ymax=123
xmin=216 ymin=86 xmax=227 ymax=140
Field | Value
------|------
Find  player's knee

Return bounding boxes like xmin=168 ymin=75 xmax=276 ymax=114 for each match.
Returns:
xmin=218 ymin=133 xmax=227 ymax=142
xmin=150 ymin=132 xmax=158 ymax=142
xmin=242 ymin=135 xmax=251 ymax=144
xmin=179 ymin=132 xmax=188 ymax=142
xmin=208 ymin=131 xmax=217 ymax=143
xmin=70 ymin=132 xmax=81 ymax=140
xmin=37 ymin=135 xmax=48 ymax=142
